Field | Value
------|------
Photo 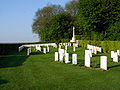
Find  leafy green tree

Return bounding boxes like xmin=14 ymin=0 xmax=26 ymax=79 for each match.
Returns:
xmin=32 ymin=4 xmax=64 ymax=41
xmin=77 ymin=0 xmax=120 ymax=40
xmin=65 ymin=0 xmax=78 ymax=17
xmin=48 ymin=13 xmax=73 ymax=43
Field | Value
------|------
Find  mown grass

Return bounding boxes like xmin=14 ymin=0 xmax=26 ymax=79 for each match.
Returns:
xmin=0 ymin=46 xmax=120 ymax=90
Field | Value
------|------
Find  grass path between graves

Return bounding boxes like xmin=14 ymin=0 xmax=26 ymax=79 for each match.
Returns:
xmin=0 ymin=47 xmax=120 ymax=90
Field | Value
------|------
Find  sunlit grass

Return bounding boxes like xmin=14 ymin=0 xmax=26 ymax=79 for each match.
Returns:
xmin=0 ymin=46 xmax=120 ymax=90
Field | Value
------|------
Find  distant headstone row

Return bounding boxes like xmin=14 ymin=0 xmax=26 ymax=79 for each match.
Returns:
xmin=18 ymin=43 xmax=57 ymax=52
xmin=87 ymin=44 xmax=101 ymax=54
xmin=55 ymin=45 xmax=78 ymax=65
xmin=111 ymin=50 xmax=120 ymax=62
xmin=36 ymin=45 xmax=50 ymax=54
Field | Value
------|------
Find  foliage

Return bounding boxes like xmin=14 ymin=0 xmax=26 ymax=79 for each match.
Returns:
xmin=77 ymin=0 xmax=120 ymax=40
xmin=32 ymin=4 xmax=64 ymax=41
xmin=48 ymin=13 xmax=73 ymax=43
xmin=65 ymin=0 xmax=78 ymax=17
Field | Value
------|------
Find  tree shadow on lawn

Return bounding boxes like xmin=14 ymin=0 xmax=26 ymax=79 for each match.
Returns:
xmin=0 ymin=50 xmax=29 ymax=68
xmin=30 ymin=51 xmax=44 ymax=55
xmin=108 ymin=64 xmax=120 ymax=69
xmin=0 ymin=77 xmax=8 ymax=85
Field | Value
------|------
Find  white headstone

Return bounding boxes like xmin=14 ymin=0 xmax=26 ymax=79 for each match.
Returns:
xmin=72 ymin=54 xmax=77 ymax=64
xmin=27 ymin=48 xmax=30 ymax=56
xmin=73 ymin=46 xmax=76 ymax=52
xmin=43 ymin=48 xmax=46 ymax=54
xmin=59 ymin=52 xmax=63 ymax=62
xmin=94 ymin=47 xmax=97 ymax=54
xmin=113 ymin=52 xmax=118 ymax=62
xmin=65 ymin=53 xmax=70 ymax=64
xmin=100 ymin=56 xmax=107 ymax=70
xmin=47 ymin=46 xmax=49 ymax=52
xmin=85 ymin=50 xmax=91 ymax=67
xmin=55 ymin=52 xmax=58 ymax=61
xmin=59 ymin=45 xmax=61 ymax=49
xmin=65 ymin=45 xmax=67 ymax=50
xmin=89 ymin=50 xmax=92 ymax=57
xmin=29 ymin=48 xmax=31 ymax=53
xmin=117 ymin=50 xmax=120 ymax=56
xmin=111 ymin=51 xmax=114 ymax=58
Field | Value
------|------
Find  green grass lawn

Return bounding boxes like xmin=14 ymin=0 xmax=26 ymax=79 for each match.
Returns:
xmin=0 ymin=46 xmax=120 ymax=90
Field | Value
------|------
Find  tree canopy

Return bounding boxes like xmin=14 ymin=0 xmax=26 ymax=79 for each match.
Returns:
xmin=32 ymin=0 xmax=120 ymax=42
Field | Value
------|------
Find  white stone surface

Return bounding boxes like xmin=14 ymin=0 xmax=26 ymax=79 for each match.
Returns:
xmin=85 ymin=55 xmax=90 ymax=67
xmin=65 ymin=45 xmax=67 ymax=50
xmin=94 ymin=47 xmax=97 ymax=54
xmin=85 ymin=50 xmax=91 ymax=67
xmin=43 ymin=48 xmax=46 ymax=54
xmin=59 ymin=52 xmax=63 ymax=62
xmin=29 ymin=48 xmax=31 ymax=53
xmin=111 ymin=51 xmax=114 ymax=58
xmin=113 ymin=52 xmax=118 ymax=62
xmin=72 ymin=54 xmax=77 ymax=64
xmin=100 ymin=56 xmax=107 ymax=70
xmin=47 ymin=46 xmax=49 ymax=52
xmin=55 ymin=52 xmax=58 ymax=61
xmin=18 ymin=45 xmax=24 ymax=52
xmin=65 ymin=53 xmax=70 ymax=64
xmin=27 ymin=48 xmax=30 ymax=56
xmin=117 ymin=50 xmax=120 ymax=56
xmin=73 ymin=46 xmax=76 ymax=52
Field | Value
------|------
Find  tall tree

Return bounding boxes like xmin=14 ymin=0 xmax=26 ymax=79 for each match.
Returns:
xmin=65 ymin=0 xmax=78 ymax=17
xmin=32 ymin=4 xmax=64 ymax=41
xmin=77 ymin=0 xmax=120 ymax=40
xmin=48 ymin=13 xmax=73 ymax=43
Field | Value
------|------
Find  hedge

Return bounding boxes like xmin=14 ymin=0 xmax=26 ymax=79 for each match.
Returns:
xmin=78 ymin=40 xmax=120 ymax=53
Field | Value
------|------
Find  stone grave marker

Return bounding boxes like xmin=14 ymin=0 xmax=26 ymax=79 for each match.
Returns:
xmin=43 ymin=48 xmax=46 ymax=54
xmin=100 ymin=56 xmax=107 ymax=70
xmin=65 ymin=53 xmax=70 ymax=64
xmin=65 ymin=45 xmax=67 ymax=50
xmin=113 ymin=52 xmax=118 ymax=62
xmin=73 ymin=46 xmax=75 ymax=52
xmin=111 ymin=51 xmax=114 ymax=58
xmin=59 ymin=52 xmax=63 ymax=62
xmin=85 ymin=50 xmax=90 ymax=67
xmin=117 ymin=50 xmax=120 ymax=56
xmin=72 ymin=54 xmax=77 ymax=64
xmin=47 ymin=46 xmax=49 ymax=52
xmin=55 ymin=52 xmax=58 ymax=61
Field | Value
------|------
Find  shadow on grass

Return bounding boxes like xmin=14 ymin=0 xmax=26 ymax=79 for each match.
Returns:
xmin=108 ymin=64 xmax=120 ymax=69
xmin=0 ymin=77 xmax=8 ymax=85
xmin=30 ymin=51 xmax=44 ymax=55
xmin=0 ymin=49 xmax=29 ymax=68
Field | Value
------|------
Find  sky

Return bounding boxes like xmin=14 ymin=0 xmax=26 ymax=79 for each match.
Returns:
xmin=0 ymin=0 xmax=71 ymax=43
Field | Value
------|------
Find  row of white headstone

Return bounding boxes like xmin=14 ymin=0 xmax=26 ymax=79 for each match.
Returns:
xmin=19 ymin=43 xmax=57 ymax=52
xmin=111 ymin=50 xmax=120 ymax=63
xmin=59 ymin=43 xmax=72 ymax=46
xmin=87 ymin=44 xmax=101 ymax=54
xmin=55 ymin=52 xmax=77 ymax=64
xmin=36 ymin=45 xmax=49 ymax=54
xmin=59 ymin=42 xmax=78 ymax=47
xmin=85 ymin=50 xmax=107 ymax=70
xmin=59 ymin=44 xmax=77 ymax=52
